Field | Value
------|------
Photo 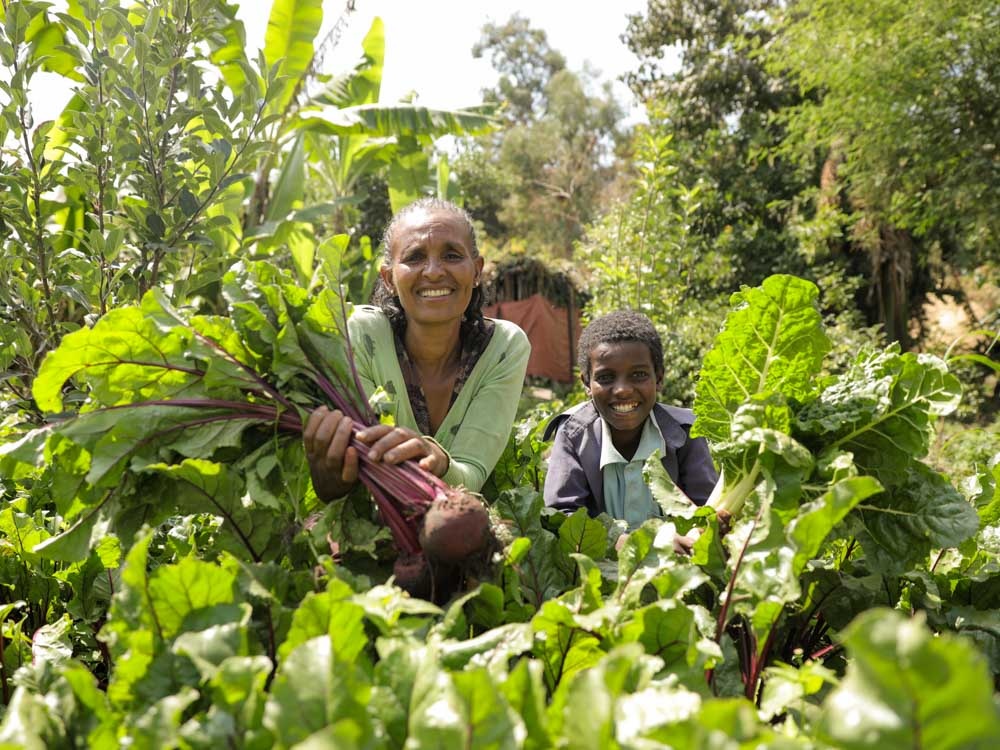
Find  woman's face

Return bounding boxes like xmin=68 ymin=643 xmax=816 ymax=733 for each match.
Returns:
xmin=381 ymin=209 xmax=483 ymax=328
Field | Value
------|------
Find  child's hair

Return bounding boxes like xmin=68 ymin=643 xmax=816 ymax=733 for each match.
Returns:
xmin=577 ymin=310 xmax=664 ymax=382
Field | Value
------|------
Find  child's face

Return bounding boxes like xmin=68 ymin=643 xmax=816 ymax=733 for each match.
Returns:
xmin=583 ymin=341 xmax=662 ymax=446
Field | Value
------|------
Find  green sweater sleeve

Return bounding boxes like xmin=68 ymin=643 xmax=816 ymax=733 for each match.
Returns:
xmin=346 ymin=307 xmax=530 ymax=493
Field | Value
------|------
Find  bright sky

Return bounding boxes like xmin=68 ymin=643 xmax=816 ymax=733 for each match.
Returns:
xmin=28 ymin=0 xmax=654 ymax=126
xmin=241 ymin=0 xmax=651 ymax=118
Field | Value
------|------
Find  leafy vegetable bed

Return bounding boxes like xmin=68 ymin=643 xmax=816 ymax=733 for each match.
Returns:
xmin=0 ymin=272 xmax=998 ymax=748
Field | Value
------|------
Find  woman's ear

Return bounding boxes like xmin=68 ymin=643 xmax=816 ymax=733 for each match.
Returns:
xmin=379 ymin=264 xmax=394 ymax=293
xmin=474 ymin=256 xmax=484 ymax=284
xmin=580 ymin=370 xmax=592 ymax=396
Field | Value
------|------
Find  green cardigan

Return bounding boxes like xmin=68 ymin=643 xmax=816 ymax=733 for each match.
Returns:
xmin=348 ymin=305 xmax=530 ymax=492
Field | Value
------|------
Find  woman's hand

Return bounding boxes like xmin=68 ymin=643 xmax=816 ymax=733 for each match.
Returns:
xmin=304 ymin=407 xmax=360 ymax=502
xmin=361 ymin=423 xmax=450 ymax=477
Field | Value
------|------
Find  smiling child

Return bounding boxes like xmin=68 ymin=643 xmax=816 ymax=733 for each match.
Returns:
xmin=543 ymin=311 xmax=718 ymax=528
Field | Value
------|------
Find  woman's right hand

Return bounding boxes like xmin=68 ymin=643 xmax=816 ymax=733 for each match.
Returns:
xmin=304 ymin=407 xmax=360 ymax=502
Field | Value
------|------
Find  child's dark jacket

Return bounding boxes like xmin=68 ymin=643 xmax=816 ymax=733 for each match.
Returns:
xmin=542 ymin=401 xmax=718 ymax=517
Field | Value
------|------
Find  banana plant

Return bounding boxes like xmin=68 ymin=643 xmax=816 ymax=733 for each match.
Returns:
xmin=247 ymin=10 xmax=495 ymax=281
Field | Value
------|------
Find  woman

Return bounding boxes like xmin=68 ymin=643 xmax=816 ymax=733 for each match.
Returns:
xmin=305 ymin=198 xmax=530 ymax=501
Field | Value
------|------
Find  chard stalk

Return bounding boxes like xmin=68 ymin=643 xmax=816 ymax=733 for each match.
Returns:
xmin=707 ymin=454 xmax=762 ymax=518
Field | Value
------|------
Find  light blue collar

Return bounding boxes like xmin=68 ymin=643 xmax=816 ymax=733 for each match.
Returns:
xmin=599 ymin=415 xmax=665 ymax=469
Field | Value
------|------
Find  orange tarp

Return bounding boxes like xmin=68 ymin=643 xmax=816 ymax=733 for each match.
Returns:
xmin=484 ymin=293 xmax=581 ymax=383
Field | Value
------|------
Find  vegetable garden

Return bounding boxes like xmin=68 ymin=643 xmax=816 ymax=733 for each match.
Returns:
xmin=2 ymin=1 xmax=999 ymax=748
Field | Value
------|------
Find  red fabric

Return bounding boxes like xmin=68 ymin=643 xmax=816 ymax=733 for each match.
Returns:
xmin=484 ymin=293 xmax=580 ymax=383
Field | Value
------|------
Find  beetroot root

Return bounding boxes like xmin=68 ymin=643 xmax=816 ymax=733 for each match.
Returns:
xmin=393 ymin=551 xmax=432 ymax=599
xmin=418 ymin=490 xmax=492 ymax=565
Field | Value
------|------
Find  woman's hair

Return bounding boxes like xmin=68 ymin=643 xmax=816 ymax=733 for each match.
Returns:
xmin=370 ymin=198 xmax=486 ymax=337
xmin=577 ymin=310 xmax=664 ymax=382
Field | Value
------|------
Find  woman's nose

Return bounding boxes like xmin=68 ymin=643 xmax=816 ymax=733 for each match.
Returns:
xmin=423 ymin=255 xmax=445 ymax=277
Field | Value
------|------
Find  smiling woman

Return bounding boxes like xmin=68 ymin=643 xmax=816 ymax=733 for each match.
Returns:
xmin=305 ymin=199 xmax=530 ymax=501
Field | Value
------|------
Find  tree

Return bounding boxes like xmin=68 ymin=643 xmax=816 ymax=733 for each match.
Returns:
xmin=622 ymin=0 xmax=812 ymax=290
xmin=765 ymin=0 xmax=1000 ymax=342
xmin=472 ymin=14 xmax=566 ymax=125
xmin=455 ymin=15 xmax=627 ymax=256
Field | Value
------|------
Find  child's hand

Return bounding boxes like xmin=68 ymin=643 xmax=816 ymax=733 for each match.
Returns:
xmin=672 ymin=533 xmax=695 ymax=556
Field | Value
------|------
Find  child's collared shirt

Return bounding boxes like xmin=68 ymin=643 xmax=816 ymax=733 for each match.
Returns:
xmin=599 ymin=416 xmax=665 ymax=529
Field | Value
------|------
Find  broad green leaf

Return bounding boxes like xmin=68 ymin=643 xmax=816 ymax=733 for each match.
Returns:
xmin=278 ymin=581 xmax=367 ymax=664
xmin=207 ymin=0 xmax=250 ymax=95
xmin=788 ymin=476 xmax=882 ymax=575
xmin=126 ymin=688 xmax=199 ymax=750
xmin=819 ymin=608 xmax=1000 ymax=749
xmin=388 ymin=135 xmax=429 ymax=213
xmin=498 ymin=659 xmax=551 ymax=749
xmin=531 ymin=599 xmax=605 ymax=693
xmin=693 ymin=274 xmax=830 ymax=443
xmin=759 ymin=660 xmax=838 ymax=722
xmin=311 ymin=17 xmax=384 ymax=108
xmin=266 ymin=132 xmax=307 ymax=223
xmin=32 ymin=307 xmax=201 ymax=412
xmin=0 ymin=687 xmax=66 ymax=749
xmin=32 ymin=498 xmax=115 ymax=562
xmin=858 ymin=463 xmax=979 ymax=573
xmin=263 ymin=636 xmax=373 ymax=748
xmin=645 ymin=449 xmax=700 ymax=519
xmin=207 ymin=654 xmax=272 ymax=721
xmin=557 ymin=508 xmax=608 ymax=560
xmin=370 ymin=640 xmax=426 ymax=748
xmin=646 ymin=697 xmax=781 ymax=747
xmin=58 ymin=406 xmax=264 ymax=489
xmin=140 ymin=459 xmax=283 ymax=563
xmin=42 ymin=92 xmax=86 ymax=161
xmin=494 ymin=487 xmax=573 ymax=605
xmin=552 ymin=644 xmax=668 ymax=748
xmin=618 ymin=599 xmax=708 ymax=676
xmin=450 ymin=668 xmax=524 ymax=749
xmin=969 ymin=455 xmax=1000 ymax=527
xmin=146 ymin=556 xmax=238 ymax=639
xmin=295 ymin=103 xmax=496 ymax=138
xmin=172 ymin=604 xmax=253 ymax=680
xmin=801 ymin=348 xmax=962 ymax=486
xmin=437 ymin=622 xmax=534 ymax=673
xmin=263 ymin=0 xmax=323 ymax=114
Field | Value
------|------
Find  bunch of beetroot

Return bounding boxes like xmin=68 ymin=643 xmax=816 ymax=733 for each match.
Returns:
xmin=23 ymin=276 xmax=496 ymax=603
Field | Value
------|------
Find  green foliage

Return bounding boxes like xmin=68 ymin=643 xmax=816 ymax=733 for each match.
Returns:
xmin=622 ymin=1 xmax=811 ymax=290
xmin=767 ymin=0 xmax=1000 ymax=258
xmin=0 ymin=0 xmax=277 ymax=396
xmin=454 ymin=14 xmax=626 ymax=255
xmin=0 ymin=0 xmax=998 ymax=742
xmin=1 ymin=274 xmax=999 ymax=744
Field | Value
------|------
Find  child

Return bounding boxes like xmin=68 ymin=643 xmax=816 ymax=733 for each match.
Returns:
xmin=543 ymin=311 xmax=718 ymax=529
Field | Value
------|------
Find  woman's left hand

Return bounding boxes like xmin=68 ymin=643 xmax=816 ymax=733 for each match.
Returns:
xmin=359 ymin=424 xmax=450 ymax=477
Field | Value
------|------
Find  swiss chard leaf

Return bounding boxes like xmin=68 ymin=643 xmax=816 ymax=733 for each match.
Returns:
xmin=693 ymin=274 xmax=829 ymax=443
